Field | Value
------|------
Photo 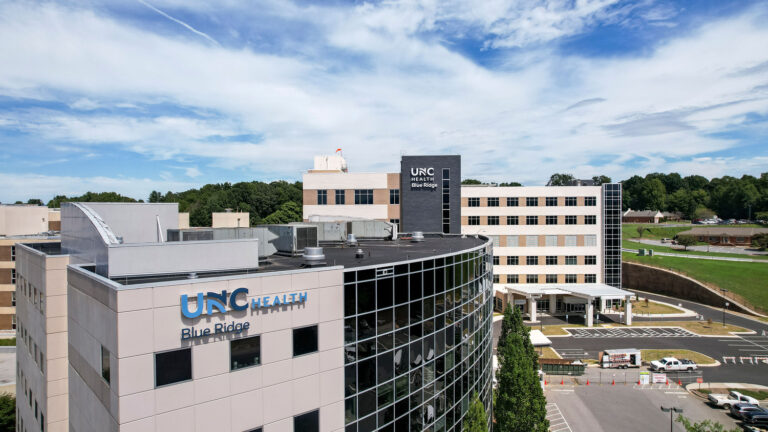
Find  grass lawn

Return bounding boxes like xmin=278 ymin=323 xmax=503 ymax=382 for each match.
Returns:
xmin=623 ymin=224 xmax=696 ymax=241
xmin=640 ymin=349 xmax=716 ymax=365
xmin=630 ymin=299 xmax=684 ymax=315
xmin=0 ymin=338 xmax=15 ymax=346
xmin=538 ymin=347 xmax=561 ymax=359
xmin=737 ymin=389 xmax=768 ymax=400
xmin=624 ymin=252 xmax=768 ymax=314
xmin=623 ymin=239 xmax=768 ymax=260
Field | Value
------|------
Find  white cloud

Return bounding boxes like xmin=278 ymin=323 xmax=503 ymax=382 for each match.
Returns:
xmin=0 ymin=0 xmax=766 ymax=201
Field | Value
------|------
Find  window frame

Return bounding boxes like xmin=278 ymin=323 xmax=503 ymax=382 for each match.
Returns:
xmin=526 ymin=274 xmax=538 ymax=284
xmin=468 ymin=216 xmax=480 ymax=226
xmin=335 ymin=190 xmax=346 ymax=205
xmin=545 ymin=256 xmax=557 ymax=265
xmin=506 ymin=197 xmax=519 ymax=207
xmin=101 ymin=345 xmax=110 ymax=385
xmin=526 ymin=256 xmax=538 ymax=266
xmin=506 ymin=256 xmax=518 ymax=266
xmin=506 ymin=216 xmax=519 ymax=225
xmin=545 ymin=197 xmax=557 ymax=206
xmin=389 ymin=189 xmax=400 ymax=205
xmin=565 ymin=215 xmax=577 ymax=225
xmin=354 ymin=189 xmax=374 ymax=205
xmin=525 ymin=215 xmax=538 ymax=225
xmin=468 ymin=197 xmax=480 ymax=207
xmin=585 ymin=215 xmax=596 ymax=225
xmin=230 ymin=334 xmax=262 ymax=371
xmin=525 ymin=197 xmax=539 ymax=207
xmin=487 ymin=216 xmax=499 ymax=226
xmin=545 ymin=215 xmax=557 ymax=225
xmin=317 ymin=190 xmax=328 ymax=205
xmin=294 ymin=409 xmax=320 ymax=432
xmin=585 ymin=196 xmax=597 ymax=206
xmin=565 ymin=197 xmax=578 ymax=206
xmin=293 ymin=325 xmax=319 ymax=357
xmin=487 ymin=197 xmax=499 ymax=207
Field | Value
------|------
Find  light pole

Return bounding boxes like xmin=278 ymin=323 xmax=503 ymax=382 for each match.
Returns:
xmin=721 ymin=289 xmax=728 ymax=327
xmin=660 ymin=406 xmax=683 ymax=432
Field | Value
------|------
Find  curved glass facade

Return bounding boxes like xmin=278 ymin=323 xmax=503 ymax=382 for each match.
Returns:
xmin=343 ymin=240 xmax=494 ymax=431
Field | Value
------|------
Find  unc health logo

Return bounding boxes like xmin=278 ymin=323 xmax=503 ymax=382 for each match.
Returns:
xmin=181 ymin=288 xmax=307 ymax=319
xmin=410 ymin=167 xmax=435 ymax=176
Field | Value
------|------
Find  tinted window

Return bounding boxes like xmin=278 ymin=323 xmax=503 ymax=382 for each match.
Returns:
xmin=231 ymin=335 xmax=261 ymax=370
xmin=155 ymin=348 xmax=191 ymax=387
xmin=293 ymin=325 xmax=318 ymax=356
xmin=101 ymin=345 xmax=110 ymax=384
xmin=294 ymin=410 xmax=319 ymax=432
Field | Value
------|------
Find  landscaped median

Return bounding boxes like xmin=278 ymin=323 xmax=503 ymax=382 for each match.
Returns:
xmin=630 ymin=298 xmax=685 ymax=315
xmin=538 ymin=320 xmax=751 ymax=336
xmin=640 ymin=349 xmax=717 ymax=366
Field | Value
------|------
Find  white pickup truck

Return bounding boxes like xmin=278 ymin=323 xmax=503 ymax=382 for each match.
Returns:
xmin=708 ymin=391 xmax=760 ymax=409
xmin=649 ymin=357 xmax=697 ymax=372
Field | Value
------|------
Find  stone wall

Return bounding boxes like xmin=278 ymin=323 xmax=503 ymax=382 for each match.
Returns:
xmin=622 ymin=261 xmax=758 ymax=315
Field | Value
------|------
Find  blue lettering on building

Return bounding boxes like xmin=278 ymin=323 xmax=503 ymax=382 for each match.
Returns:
xmin=180 ymin=288 xmax=308 ymax=319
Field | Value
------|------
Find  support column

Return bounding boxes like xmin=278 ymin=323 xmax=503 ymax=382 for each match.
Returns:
xmin=549 ymin=294 xmax=557 ymax=314
xmin=586 ymin=302 xmax=594 ymax=327
xmin=624 ymin=296 xmax=632 ymax=325
xmin=529 ymin=298 xmax=537 ymax=322
xmin=599 ymin=297 xmax=606 ymax=314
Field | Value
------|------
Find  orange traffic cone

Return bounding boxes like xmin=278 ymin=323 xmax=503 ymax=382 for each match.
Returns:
xmin=586 ymin=379 xmax=590 ymax=386
xmin=544 ymin=380 xmax=548 ymax=386
xmin=612 ymin=379 xmax=615 ymax=385
xmin=678 ymin=379 xmax=682 ymax=386
xmin=666 ymin=379 xmax=669 ymax=385
xmin=637 ymin=379 xmax=641 ymax=385
xmin=561 ymin=378 xmax=564 ymax=385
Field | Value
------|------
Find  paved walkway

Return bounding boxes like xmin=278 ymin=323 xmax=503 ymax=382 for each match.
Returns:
xmin=622 ymin=247 xmax=768 ymax=263
xmin=629 ymin=238 xmax=768 ymax=256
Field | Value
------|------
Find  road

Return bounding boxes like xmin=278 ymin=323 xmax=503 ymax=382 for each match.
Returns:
xmin=630 ymin=238 xmax=768 ymax=256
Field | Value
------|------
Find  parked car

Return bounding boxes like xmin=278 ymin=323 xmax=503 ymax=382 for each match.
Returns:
xmin=661 ymin=238 xmax=672 ymax=243
xmin=708 ymin=390 xmax=760 ymax=408
xmin=729 ymin=403 xmax=766 ymax=419
xmin=743 ymin=409 xmax=768 ymax=425
xmin=649 ymin=357 xmax=697 ymax=372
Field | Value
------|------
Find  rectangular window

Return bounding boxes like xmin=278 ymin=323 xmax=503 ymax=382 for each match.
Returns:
xmin=507 ymin=256 xmax=518 ymax=265
xmin=493 ymin=274 xmax=499 ymax=284
xmin=389 ymin=219 xmax=400 ymax=226
xmin=526 ymin=256 xmax=538 ymax=266
xmin=565 ymin=215 xmax=577 ymax=225
xmin=546 ymin=215 xmax=557 ymax=225
xmin=492 ymin=256 xmax=499 ymax=265
xmin=545 ymin=197 xmax=557 ymax=206
xmin=294 ymin=410 xmax=319 ymax=432
xmin=231 ymin=335 xmax=261 ymax=370
xmin=487 ymin=197 xmax=499 ymax=207
xmin=468 ymin=198 xmax=480 ymax=207
xmin=335 ymin=190 xmax=345 ymax=205
xmin=585 ymin=274 xmax=597 ymax=283
xmin=487 ymin=216 xmax=499 ymax=225
xmin=354 ymin=189 xmax=373 ymax=205
xmin=565 ymin=236 xmax=577 ymax=247
xmin=525 ymin=236 xmax=538 ymax=247
xmin=155 ymin=348 xmax=192 ymax=387
xmin=101 ymin=346 xmax=110 ymax=384
xmin=506 ymin=235 xmax=519 ymax=247
xmin=490 ymin=236 xmax=500 ymax=247
xmin=506 ymin=216 xmax=519 ymax=225
xmin=508 ymin=275 xmax=519 ymax=283
xmin=565 ymin=256 xmax=577 ymax=265
xmin=11 ymin=292 xmax=15 ymax=307
xmin=546 ymin=274 xmax=557 ymax=283
xmin=468 ymin=216 xmax=480 ymax=226
xmin=585 ymin=235 xmax=597 ymax=246
xmin=585 ymin=196 xmax=596 ymax=206
xmin=526 ymin=197 xmax=539 ymax=207
xmin=317 ymin=190 xmax=327 ymax=205
xmin=526 ymin=274 xmax=538 ymax=284
xmin=525 ymin=216 xmax=538 ymax=225
xmin=545 ymin=235 xmax=557 ymax=247
xmin=507 ymin=197 xmax=519 ymax=207
xmin=390 ymin=189 xmax=400 ymax=205
xmin=10 ymin=246 xmax=15 ymax=261
xmin=565 ymin=197 xmax=577 ymax=206
xmin=565 ymin=274 xmax=577 ymax=283
xmin=293 ymin=325 xmax=318 ymax=357
xmin=585 ymin=215 xmax=596 ymax=225
xmin=585 ymin=255 xmax=597 ymax=265
xmin=546 ymin=256 xmax=557 ymax=265
xmin=11 ymin=269 xmax=16 ymax=285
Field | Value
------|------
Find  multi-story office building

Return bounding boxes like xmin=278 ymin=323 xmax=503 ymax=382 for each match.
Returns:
xmin=0 ymin=205 xmax=59 ymax=332
xmin=16 ymin=202 xmax=493 ymax=432
xmin=302 ymin=155 xmax=631 ymax=327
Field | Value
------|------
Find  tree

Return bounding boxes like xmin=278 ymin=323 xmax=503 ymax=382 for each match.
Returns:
xmin=462 ymin=179 xmax=482 ymax=185
xmin=0 ymin=394 xmax=14 ymax=432
xmin=676 ymin=235 xmax=697 ymax=251
xmin=638 ymin=178 xmax=666 ymax=211
xmin=676 ymin=415 xmax=740 ymax=432
xmin=591 ymin=175 xmax=612 ymax=185
xmin=636 ymin=226 xmax=646 ymax=238
xmin=547 ymin=173 xmax=575 ymax=186
xmin=148 ymin=190 xmax=163 ymax=203
xmin=499 ymin=182 xmax=522 ymax=187
xmin=463 ymin=392 xmax=488 ymax=432
xmin=693 ymin=206 xmax=716 ymax=220
xmin=753 ymin=233 xmax=768 ymax=251
xmin=26 ymin=198 xmax=43 ymax=205
xmin=756 ymin=211 xmax=768 ymax=222
xmin=495 ymin=307 xmax=548 ymax=432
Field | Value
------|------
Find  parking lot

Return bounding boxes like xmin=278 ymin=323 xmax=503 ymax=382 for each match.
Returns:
xmin=546 ymin=403 xmax=573 ymax=432
xmin=567 ymin=327 xmax=699 ymax=338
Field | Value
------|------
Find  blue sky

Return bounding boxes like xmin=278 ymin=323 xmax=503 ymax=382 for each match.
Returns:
xmin=0 ymin=0 xmax=767 ymax=202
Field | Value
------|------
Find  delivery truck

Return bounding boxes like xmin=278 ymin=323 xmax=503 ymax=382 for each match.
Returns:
xmin=599 ymin=348 xmax=642 ymax=369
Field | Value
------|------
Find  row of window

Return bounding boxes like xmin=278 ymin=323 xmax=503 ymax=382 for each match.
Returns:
xmin=17 ymin=324 xmax=45 ymax=432
xmin=17 ymin=318 xmax=45 ymax=377
xmin=467 ymin=215 xmax=596 ymax=225
xmin=316 ymin=189 xmax=400 ymax=205
xmin=17 ymin=275 xmax=44 ymax=314
xmin=492 ymin=255 xmax=597 ymax=266
xmin=488 ymin=234 xmax=598 ymax=247
xmin=493 ymin=274 xmax=597 ymax=284
xmin=466 ymin=196 xmax=597 ymax=207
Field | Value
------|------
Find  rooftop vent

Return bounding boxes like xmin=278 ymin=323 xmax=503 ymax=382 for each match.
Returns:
xmin=346 ymin=233 xmax=358 ymax=247
xmin=303 ymin=247 xmax=327 ymax=267
xmin=188 ymin=272 xmax=198 ymax=279
xmin=355 ymin=248 xmax=365 ymax=259
xmin=411 ymin=231 xmax=425 ymax=243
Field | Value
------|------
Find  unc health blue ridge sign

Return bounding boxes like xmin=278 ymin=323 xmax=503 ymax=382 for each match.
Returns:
xmin=179 ymin=288 xmax=307 ymax=340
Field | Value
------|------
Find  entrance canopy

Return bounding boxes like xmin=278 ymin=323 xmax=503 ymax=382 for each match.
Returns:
xmin=501 ymin=283 xmax=634 ymax=300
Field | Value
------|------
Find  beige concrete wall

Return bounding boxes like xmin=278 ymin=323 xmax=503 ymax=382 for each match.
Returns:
xmin=178 ymin=213 xmax=190 ymax=229
xmin=212 ymin=212 xmax=250 ymax=228
xmin=0 ymin=206 xmax=50 ymax=236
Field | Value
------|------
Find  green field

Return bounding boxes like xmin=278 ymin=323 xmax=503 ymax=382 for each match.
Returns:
xmin=622 ymin=223 xmax=697 ymax=241
xmin=624 ymin=252 xmax=768 ymax=313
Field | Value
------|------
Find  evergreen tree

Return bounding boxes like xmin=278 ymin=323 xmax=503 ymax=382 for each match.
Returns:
xmin=0 ymin=394 xmax=15 ymax=432
xmin=495 ymin=307 xmax=548 ymax=432
xmin=463 ymin=392 xmax=488 ymax=432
